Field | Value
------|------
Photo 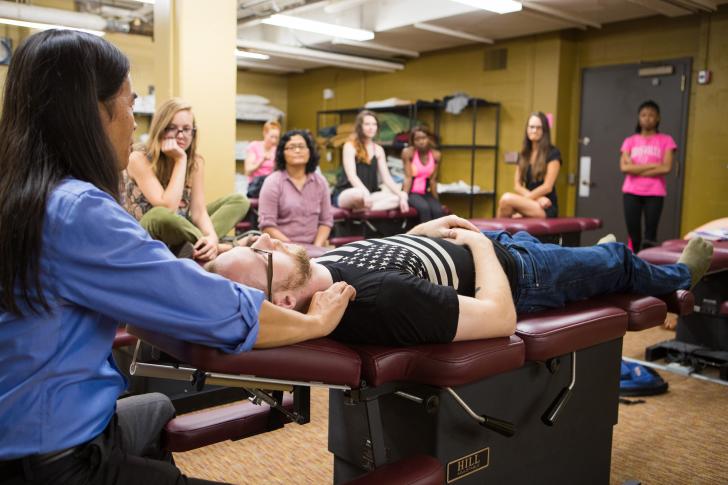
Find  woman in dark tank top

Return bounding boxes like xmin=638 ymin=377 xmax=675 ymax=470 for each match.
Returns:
xmin=497 ymin=112 xmax=561 ymax=218
xmin=332 ymin=110 xmax=409 ymax=211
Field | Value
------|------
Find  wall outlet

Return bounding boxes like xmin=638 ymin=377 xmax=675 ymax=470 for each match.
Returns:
xmin=697 ymin=70 xmax=712 ymax=85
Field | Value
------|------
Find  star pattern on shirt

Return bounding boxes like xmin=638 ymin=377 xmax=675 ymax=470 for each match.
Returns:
xmin=336 ymin=242 xmax=426 ymax=277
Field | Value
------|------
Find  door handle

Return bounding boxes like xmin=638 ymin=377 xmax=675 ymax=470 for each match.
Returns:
xmin=581 ymin=181 xmax=596 ymax=188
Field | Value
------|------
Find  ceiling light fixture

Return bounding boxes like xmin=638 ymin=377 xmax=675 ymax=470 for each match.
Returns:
xmin=136 ymin=0 xmax=155 ymax=4
xmin=235 ymin=50 xmax=270 ymax=60
xmin=451 ymin=0 xmax=522 ymax=14
xmin=0 ymin=17 xmax=104 ymax=36
xmin=261 ymin=14 xmax=374 ymax=41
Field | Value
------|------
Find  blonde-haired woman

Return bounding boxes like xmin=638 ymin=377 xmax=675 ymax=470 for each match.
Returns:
xmin=126 ymin=98 xmax=249 ymax=261
xmin=332 ymin=110 xmax=408 ymax=211
xmin=497 ymin=112 xmax=561 ymax=218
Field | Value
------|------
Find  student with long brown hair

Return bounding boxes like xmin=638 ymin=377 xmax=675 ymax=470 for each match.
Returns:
xmin=331 ymin=110 xmax=409 ymax=212
xmin=497 ymin=112 xmax=561 ymax=218
xmin=125 ymin=98 xmax=249 ymax=262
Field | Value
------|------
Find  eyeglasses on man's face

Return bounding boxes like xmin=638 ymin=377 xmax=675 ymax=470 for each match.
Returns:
xmin=251 ymin=248 xmax=273 ymax=302
xmin=284 ymin=143 xmax=309 ymax=152
xmin=164 ymin=126 xmax=197 ymax=138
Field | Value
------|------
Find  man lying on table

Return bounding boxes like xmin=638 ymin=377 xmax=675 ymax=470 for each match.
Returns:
xmin=208 ymin=216 xmax=712 ymax=346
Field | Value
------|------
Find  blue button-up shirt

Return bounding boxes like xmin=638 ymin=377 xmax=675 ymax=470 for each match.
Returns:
xmin=0 ymin=179 xmax=265 ymax=459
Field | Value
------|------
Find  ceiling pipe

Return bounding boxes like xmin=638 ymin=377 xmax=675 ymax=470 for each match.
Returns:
xmin=236 ymin=39 xmax=405 ymax=72
xmin=0 ymin=1 xmax=128 ymax=33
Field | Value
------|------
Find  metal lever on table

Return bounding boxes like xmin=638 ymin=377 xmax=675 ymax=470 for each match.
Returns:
xmin=445 ymin=387 xmax=515 ymax=438
xmin=542 ymin=352 xmax=576 ymax=426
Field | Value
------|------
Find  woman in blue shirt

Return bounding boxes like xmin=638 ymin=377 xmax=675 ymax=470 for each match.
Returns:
xmin=0 ymin=30 xmax=354 ymax=484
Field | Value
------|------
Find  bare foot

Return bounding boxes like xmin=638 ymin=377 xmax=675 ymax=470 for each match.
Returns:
xmin=663 ymin=312 xmax=677 ymax=330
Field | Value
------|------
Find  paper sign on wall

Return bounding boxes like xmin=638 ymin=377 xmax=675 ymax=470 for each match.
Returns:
xmin=579 ymin=156 xmax=591 ymax=198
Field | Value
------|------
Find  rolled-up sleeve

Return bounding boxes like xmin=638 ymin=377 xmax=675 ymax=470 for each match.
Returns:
xmin=257 ymin=172 xmax=280 ymax=230
xmin=46 ymin=187 xmax=265 ymax=353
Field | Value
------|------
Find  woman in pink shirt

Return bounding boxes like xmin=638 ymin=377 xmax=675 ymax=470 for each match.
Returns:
xmin=402 ymin=126 xmax=444 ymax=222
xmin=244 ymin=120 xmax=280 ymax=197
xmin=620 ymin=100 xmax=677 ymax=251
xmin=258 ymin=130 xmax=333 ymax=257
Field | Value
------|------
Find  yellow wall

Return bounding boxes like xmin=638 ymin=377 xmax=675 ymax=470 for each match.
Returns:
xmin=287 ymin=8 xmax=728 ymax=226
xmin=566 ymin=10 xmax=728 ymax=232
xmin=287 ymin=34 xmax=569 ymax=217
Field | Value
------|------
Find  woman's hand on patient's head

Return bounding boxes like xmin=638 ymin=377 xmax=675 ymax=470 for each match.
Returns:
xmin=307 ymin=281 xmax=356 ymax=336
xmin=193 ymin=235 xmax=219 ymax=262
xmin=161 ymin=137 xmax=187 ymax=162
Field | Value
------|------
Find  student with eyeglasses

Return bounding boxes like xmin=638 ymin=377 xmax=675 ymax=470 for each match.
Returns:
xmin=257 ymin=130 xmax=333 ymax=257
xmin=125 ymin=98 xmax=250 ymax=262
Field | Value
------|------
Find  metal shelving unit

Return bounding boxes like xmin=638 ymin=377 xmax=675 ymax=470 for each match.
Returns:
xmin=316 ymin=97 xmax=500 ymax=217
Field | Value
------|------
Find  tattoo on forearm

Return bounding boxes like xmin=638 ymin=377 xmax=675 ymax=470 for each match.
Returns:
xmin=474 ymin=287 xmax=481 ymax=296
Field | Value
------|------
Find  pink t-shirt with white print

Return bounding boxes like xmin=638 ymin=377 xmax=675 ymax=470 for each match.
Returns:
xmin=620 ymin=133 xmax=677 ymax=197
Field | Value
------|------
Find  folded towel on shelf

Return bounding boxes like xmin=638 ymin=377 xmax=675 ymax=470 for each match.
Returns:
xmin=438 ymin=180 xmax=481 ymax=194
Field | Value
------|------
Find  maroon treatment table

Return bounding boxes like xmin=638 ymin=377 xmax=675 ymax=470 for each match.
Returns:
xmin=123 ymin=288 xmax=684 ymax=484
xmin=470 ymin=217 xmax=602 ymax=246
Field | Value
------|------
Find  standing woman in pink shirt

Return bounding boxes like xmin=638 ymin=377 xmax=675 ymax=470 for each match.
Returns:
xmin=620 ymin=100 xmax=677 ymax=251
xmin=257 ymin=130 xmax=333 ymax=256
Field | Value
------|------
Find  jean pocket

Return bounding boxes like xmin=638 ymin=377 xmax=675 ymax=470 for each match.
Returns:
xmin=513 ymin=246 xmax=540 ymax=288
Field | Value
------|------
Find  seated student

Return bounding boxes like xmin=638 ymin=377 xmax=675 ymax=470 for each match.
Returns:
xmin=244 ymin=119 xmax=280 ymax=198
xmin=0 ymin=30 xmax=354 ymax=485
xmin=125 ymin=98 xmax=250 ymax=262
xmin=257 ymin=130 xmax=333 ymax=257
xmin=401 ymin=126 xmax=445 ymax=223
xmin=210 ymin=216 xmax=712 ymax=346
xmin=331 ymin=110 xmax=409 ymax=212
xmin=498 ymin=112 xmax=561 ymax=218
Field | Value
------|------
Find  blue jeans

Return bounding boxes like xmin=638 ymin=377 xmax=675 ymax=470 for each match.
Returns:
xmin=483 ymin=231 xmax=692 ymax=314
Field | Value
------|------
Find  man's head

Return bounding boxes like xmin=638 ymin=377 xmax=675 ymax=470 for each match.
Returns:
xmin=209 ymin=234 xmax=314 ymax=311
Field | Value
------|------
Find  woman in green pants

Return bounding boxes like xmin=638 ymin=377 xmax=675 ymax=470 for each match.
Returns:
xmin=126 ymin=98 xmax=249 ymax=262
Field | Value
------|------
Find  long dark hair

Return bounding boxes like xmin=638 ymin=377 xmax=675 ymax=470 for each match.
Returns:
xmin=0 ymin=30 xmax=129 ymax=315
xmin=635 ymin=99 xmax=660 ymax=133
xmin=275 ymin=130 xmax=320 ymax=174
xmin=517 ymin=112 xmax=552 ymax=184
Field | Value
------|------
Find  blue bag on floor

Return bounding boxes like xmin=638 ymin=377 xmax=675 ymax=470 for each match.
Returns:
xmin=620 ymin=360 xmax=668 ymax=396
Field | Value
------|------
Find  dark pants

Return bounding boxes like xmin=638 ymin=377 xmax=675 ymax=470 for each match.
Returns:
xmin=408 ymin=193 xmax=444 ymax=223
xmin=483 ymin=230 xmax=691 ymax=314
xmin=2 ymin=394 xmax=226 ymax=485
xmin=623 ymin=193 xmax=664 ymax=252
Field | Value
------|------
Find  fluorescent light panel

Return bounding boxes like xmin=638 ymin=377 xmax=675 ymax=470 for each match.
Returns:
xmin=451 ymin=0 xmax=522 ymax=14
xmin=261 ymin=14 xmax=374 ymax=41
xmin=136 ymin=0 xmax=155 ymax=4
xmin=235 ymin=50 xmax=270 ymax=60
xmin=0 ymin=17 xmax=104 ymax=36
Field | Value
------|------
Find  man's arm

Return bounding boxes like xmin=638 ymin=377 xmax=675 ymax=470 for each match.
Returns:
xmin=448 ymin=229 xmax=516 ymax=341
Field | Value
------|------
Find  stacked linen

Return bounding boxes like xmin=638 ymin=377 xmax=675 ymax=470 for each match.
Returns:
xmin=236 ymin=94 xmax=284 ymax=121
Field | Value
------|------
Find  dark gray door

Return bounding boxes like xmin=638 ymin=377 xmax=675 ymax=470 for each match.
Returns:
xmin=576 ymin=59 xmax=691 ymax=246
